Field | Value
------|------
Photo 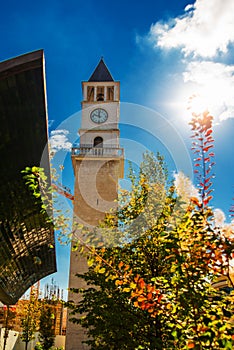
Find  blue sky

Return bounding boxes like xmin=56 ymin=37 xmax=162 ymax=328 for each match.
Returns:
xmin=1 ymin=0 xmax=234 ymax=299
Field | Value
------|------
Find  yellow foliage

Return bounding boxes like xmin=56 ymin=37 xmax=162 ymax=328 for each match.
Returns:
xmin=98 ymin=267 xmax=106 ymax=274
xmin=115 ymin=279 xmax=123 ymax=286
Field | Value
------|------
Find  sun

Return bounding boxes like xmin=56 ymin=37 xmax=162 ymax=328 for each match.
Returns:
xmin=168 ymin=85 xmax=209 ymax=122
xmin=187 ymin=93 xmax=210 ymax=116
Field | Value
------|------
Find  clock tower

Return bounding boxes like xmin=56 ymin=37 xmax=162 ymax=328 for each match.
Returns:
xmin=66 ymin=59 xmax=124 ymax=349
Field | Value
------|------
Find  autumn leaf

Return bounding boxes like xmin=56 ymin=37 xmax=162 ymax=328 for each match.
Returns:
xmin=205 ymin=129 xmax=212 ymax=137
xmin=118 ymin=261 xmax=124 ymax=269
xmin=137 ymin=278 xmax=145 ymax=289
xmin=187 ymin=341 xmax=195 ymax=348
xmin=98 ymin=267 xmax=106 ymax=274
xmin=137 ymin=295 xmax=147 ymax=303
xmin=115 ymin=279 xmax=123 ymax=286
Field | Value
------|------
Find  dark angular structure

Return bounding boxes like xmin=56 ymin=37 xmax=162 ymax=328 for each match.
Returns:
xmin=0 ymin=50 xmax=56 ymax=305
xmin=88 ymin=58 xmax=114 ymax=82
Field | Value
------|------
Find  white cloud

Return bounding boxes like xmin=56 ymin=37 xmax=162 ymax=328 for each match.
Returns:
xmin=149 ymin=0 xmax=234 ymax=58
xmin=183 ymin=61 xmax=234 ymax=120
xmin=50 ymin=129 xmax=69 ymax=136
xmin=144 ymin=0 xmax=234 ymax=122
xmin=213 ymin=208 xmax=226 ymax=227
xmin=222 ymin=220 xmax=234 ymax=239
xmin=49 ymin=129 xmax=72 ymax=154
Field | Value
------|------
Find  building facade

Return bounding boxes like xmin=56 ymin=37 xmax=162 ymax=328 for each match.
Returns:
xmin=0 ymin=50 xmax=56 ymax=305
xmin=66 ymin=59 xmax=124 ymax=349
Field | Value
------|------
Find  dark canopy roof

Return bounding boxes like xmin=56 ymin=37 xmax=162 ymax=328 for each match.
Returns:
xmin=0 ymin=50 xmax=56 ymax=305
xmin=88 ymin=58 xmax=114 ymax=82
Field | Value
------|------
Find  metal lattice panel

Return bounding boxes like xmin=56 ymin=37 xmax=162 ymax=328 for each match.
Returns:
xmin=0 ymin=50 xmax=56 ymax=305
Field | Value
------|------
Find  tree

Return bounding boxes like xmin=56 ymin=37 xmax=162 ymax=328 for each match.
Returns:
xmin=38 ymin=302 xmax=56 ymax=350
xmin=21 ymin=292 xmax=40 ymax=350
xmin=2 ymin=306 xmax=16 ymax=350
xmin=69 ymin=152 xmax=172 ymax=349
xmin=68 ymin=111 xmax=234 ymax=349
xmin=22 ymin=112 xmax=234 ymax=348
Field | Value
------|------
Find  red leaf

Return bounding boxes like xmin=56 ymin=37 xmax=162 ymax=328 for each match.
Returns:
xmin=203 ymin=145 xmax=213 ymax=152
xmin=205 ymin=129 xmax=212 ymax=137
xmin=204 ymin=183 xmax=212 ymax=190
xmin=206 ymin=189 xmax=213 ymax=196
xmin=205 ymin=137 xmax=214 ymax=143
xmin=203 ymin=196 xmax=213 ymax=205
xmin=158 ymin=294 xmax=163 ymax=303
xmin=205 ymin=176 xmax=212 ymax=183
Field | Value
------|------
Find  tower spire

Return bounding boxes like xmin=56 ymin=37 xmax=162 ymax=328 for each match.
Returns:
xmin=88 ymin=58 xmax=114 ymax=82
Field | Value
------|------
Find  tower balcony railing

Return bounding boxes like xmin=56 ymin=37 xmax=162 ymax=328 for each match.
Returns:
xmin=71 ymin=144 xmax=124 ymax=157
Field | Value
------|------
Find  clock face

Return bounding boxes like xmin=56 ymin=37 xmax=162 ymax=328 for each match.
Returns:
xmin=90 ymin=108 xmax=108 ymax=124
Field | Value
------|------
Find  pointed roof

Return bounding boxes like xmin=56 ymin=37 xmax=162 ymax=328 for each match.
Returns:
xmin=88 ymin=58 xmax=114 ymax=82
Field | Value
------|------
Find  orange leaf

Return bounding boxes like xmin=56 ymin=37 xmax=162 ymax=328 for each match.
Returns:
xmin=115 ymin=279 xmax=123 ymax=286
xmin=144 ymin=302 xmax=153 ymax=310
xmin=134 ymin=274 xmax=140 ymax=282
xmin=147 ymin=292 xmax=153 ymax=300
xmin=137 ymin=295 xmax=147 ymax=303
xmin=131 ymin=292 xmax=138 ymax=298
xmin=138 ymin=278 xmax=145 ymax=289
xmin=118 ymin=261 xmax=124 ymax=269
xmin=148 ymin=307 xmax=155 ymax=313
xmin=188 ymin=342 xmax=195 ymax=349
xmin=141 ymin=302 xmax=147 ymax=310
xmin=146 ymin=284 xmax=154 ymax=293
xmin=190 ymin=197 xmax=202 ymax=207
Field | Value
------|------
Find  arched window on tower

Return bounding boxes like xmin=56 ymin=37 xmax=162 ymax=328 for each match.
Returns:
xmin=93 ymin=137 xmax=103 ymax=155
xmin=97 ymin=87 xmax=104 ymax=101
xmin=87 ymin=86 xmax=94 ymax=101
xmin=107 ymin=86 xmax=114 ymax=101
